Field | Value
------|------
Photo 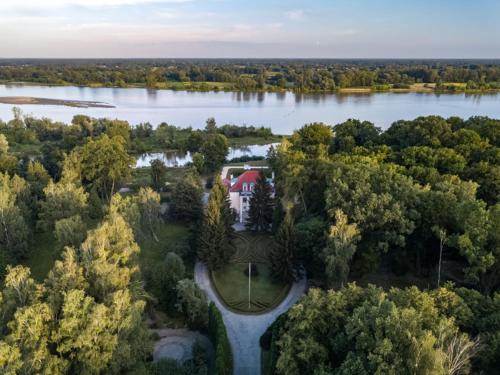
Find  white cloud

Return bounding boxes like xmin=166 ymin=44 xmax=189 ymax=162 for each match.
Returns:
xmin=0 ymin=0 xmax=192 ymax=9
xmin=285 ymin=9 xmax=305 ymax=21
xmin=157 ymin=12 xmax=179 ymax=19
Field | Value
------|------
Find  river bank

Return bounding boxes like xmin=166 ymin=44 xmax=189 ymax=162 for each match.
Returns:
xmin=1 ymin=80 xmax=499 ymax=95
xmin=0 ymin=95 xmax=114 ymax=108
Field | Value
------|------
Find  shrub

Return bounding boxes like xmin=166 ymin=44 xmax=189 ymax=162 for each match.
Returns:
xmin=208 ymin=302 xmax=233 ymax=375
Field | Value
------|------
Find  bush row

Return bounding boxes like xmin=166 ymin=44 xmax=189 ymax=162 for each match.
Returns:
xmin=208 ymin=302 xmax=233 ymax=375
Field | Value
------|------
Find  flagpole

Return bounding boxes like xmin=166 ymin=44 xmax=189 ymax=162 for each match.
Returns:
xmin=248 ymin=262 xmax=251 ymax=309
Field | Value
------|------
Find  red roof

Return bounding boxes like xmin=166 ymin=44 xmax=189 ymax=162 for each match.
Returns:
xmin=229 ymin=170 xmax=261 ymax=192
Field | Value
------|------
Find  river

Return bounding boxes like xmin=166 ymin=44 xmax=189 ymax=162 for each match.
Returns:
xmin=1 ymin=84 xmax=500 ymax=135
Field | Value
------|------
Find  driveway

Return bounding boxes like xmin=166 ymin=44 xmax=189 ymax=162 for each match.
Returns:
xmin=195 ymin=261 xmax=306 ymax=375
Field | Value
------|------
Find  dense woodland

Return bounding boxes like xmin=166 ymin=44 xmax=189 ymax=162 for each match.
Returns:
xmin=1 ymin=59 xmax=500 ymax=92
xmin=0 ymin=110 xmax=498 ymax=374
xmin=261 ymin=115 xmax=500 ymax=375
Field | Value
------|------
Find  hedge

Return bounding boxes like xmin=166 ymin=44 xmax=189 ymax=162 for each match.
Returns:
xmin=208 ymin=302 xmax=233 ymax=375
xmin=260 ymin=313 xmax=288 ymax=375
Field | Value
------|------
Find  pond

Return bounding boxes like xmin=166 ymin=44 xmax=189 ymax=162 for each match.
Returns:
xmin=135 ymin=143 xmax=276 ymax=168
xmin=1 ymin=84 xmax=500 ymax=134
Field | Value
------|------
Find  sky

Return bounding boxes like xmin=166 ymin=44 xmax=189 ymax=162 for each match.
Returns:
xmin=1 ymin=0 xmax=499 ymax=58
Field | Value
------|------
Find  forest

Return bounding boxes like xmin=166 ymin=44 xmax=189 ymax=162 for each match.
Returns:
xmin=0 ymin=111 xmax=498 ymax=374
xmin=1 ymin=59 xmax=500 ymax=93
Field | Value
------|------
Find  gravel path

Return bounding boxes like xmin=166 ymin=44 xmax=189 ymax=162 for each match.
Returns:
xmin=153 ymin=328 xmax=213 ymax=363
xmin=195 ymin=261 xmax=306 ymax=375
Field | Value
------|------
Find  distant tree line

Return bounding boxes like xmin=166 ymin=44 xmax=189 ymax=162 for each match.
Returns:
xmin=1 ymin=59 xmax=500 ymax=92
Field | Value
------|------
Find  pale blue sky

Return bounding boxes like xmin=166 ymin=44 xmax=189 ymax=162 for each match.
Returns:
xmin=1 ymin=0 xmax=499 ymax=58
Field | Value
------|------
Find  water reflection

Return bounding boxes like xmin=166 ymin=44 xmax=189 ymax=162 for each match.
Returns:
xmin=135 ymin=143 xmax=277 ymax=168
xmin=1 ymin=84 xmax=500 ymax=134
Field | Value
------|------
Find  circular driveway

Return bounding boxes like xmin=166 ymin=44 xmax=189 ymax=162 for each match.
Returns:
xmin=195 ymin=261 xmax=306 ymax=375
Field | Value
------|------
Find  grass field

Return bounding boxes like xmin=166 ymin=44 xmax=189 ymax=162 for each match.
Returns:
xmin=211 ymin=232 xmax=289 ymax=314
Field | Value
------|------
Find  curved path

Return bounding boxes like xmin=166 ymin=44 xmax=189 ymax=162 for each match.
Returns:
xmin=195 ymin=261 xmax=306 ymax=375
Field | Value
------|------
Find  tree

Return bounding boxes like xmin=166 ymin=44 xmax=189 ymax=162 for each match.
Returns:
xmin=273 ymin=285 xmax=476 ymax=375
xmin=79 ymin=135 xmax=134 ymax=201
xmin=270 ymin=208 xmax=300 ymax=283
xmin=135 ymin=187 xmax=162 ymax=242
xmin=146 ymin=68 xmax=158 ymax=89
xmin=198 ymin=177 xmax=234 ymax=271
xmin=54 ymin=215 xmax=87 ymax=248
xmin=325 ymin=159 xmax=419 ymax=274
xmin=192 ymin=152 xmax=204 ymax=174
xmin=331 ymin=119 xmax=381 ymax=153
xmin=176 ymin=279 xmax=208 ymax=330
xmin=0 ymin=136 xmax=17 ymax=175
xmin=0 ymin=174 xmax=30 ymax=268
xmin=293 ymin=216 xmax=327 ymax=277
xmin=0 ymin=183 xmax=154 ymax=375
xmin=0 ymin=134 xmax=9 ymax=154
xmin=204 ymin=117 xmax=217 ymax=133
xmin=37 ymin=180 xmax=88 ymax=231
xmin=200 ymin=134 xmax=228 ymax=172
xmin=150 ymin=158 xmax=167 ymax=191
xmin=211 ymin=175 xmax=235 ymax=236
xmin=322 ymin=209 xmax=360 ymax=287
xmin=169 ymin=168 xmax=203 ymax=222
xmin=290 ymin=122 xmax=332 ymax=157
xmin=25 ymin=160 xmax=51 ymax=203
xmin=151 ymin=252 xmax=185 ymax=312
xmin=246 ymin=171 xmax=274 ymax=232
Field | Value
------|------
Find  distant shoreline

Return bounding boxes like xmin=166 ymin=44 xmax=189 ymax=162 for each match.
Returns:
xmin=1 ymin=81 xmax=499 ymax=96
xmin=0 ymin=96 xmax=115 ymax=108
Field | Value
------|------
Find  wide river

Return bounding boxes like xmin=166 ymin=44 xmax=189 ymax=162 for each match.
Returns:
xmin=1 ymin=84 xmax=500 ymax=134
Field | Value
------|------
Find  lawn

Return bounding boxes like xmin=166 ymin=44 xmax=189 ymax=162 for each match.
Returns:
xmin=22 ymin=217 xmax=103 ymax=282
xmin=211 ymin=232 xmax=290 ymax=314
xmin=138 ymin=221 xmax=194 ymax=279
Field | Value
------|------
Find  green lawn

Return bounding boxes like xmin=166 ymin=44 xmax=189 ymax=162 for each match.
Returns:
xmin=211 ymin=232 xmax=290 ymax=314
xmin=23 ymin=218 xmax=102 ymax=282
xmin=138 ymin=221 xmax=193 ymax=278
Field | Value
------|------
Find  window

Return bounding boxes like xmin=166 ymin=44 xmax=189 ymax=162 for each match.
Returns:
xmin=250 ymin=182 xmax=255 ymax=191
xmin=243 ymin=198 xmax=247 ymax=203
xmin=243 ymin=182 xmax=247 ymax=191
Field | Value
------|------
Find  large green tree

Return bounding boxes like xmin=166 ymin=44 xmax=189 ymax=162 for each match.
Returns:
xmin=79 ymin=135 xmax=134 ymax=201
xmin=37 ymin=180 xmax=88 ymax=231
xmin=322 ymin=209 xmax=360 ymax=287
xmin=200 ymin=134 xmax=228 ymax=172
xmin=273 ymin=285 xmax=477 ymax=375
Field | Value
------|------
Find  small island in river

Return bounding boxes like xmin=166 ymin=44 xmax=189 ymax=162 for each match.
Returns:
xmin=0 ymin=96 xmax=115 ymax=108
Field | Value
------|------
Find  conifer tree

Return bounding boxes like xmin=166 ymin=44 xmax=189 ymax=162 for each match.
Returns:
xmin=270 ymin=208 xmax=300 ymax=283
xmin=246 ymin=171 xmax=274 ymax=232
xmin=169 ymin=168 xmax=203 ymax=222
xmin=198 ymin=176 xmax=234 ymax=270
